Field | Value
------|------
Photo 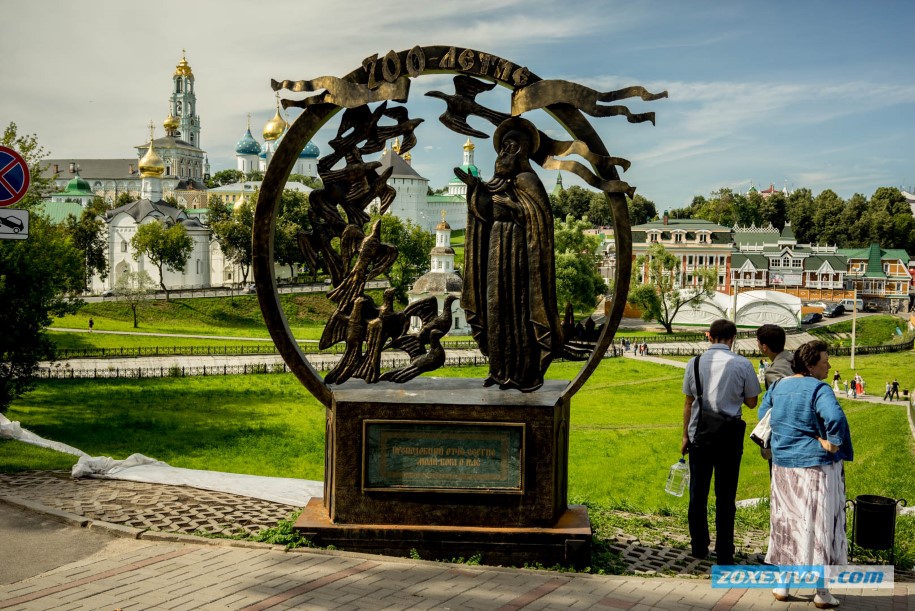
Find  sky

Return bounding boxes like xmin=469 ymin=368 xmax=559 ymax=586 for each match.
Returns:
xmin=2 ymin=0 xmax=914 ymax=209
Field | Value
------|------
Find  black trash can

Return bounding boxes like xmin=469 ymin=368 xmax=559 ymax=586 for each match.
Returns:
xmin=849 ymin=495 xmax=907 ymax=562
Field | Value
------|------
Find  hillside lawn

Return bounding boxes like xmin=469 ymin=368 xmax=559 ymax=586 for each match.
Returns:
xmin=4 ymin=354 xmax=913 ymax=565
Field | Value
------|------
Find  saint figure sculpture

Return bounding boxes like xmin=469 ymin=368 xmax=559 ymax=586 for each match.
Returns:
xmin=457 ymin=117 xmax=562 ymax=392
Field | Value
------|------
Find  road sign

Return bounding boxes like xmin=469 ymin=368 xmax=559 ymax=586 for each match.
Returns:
xmin=0 ymin=146 xmax=31 ymax=207
xmin=0 ymin=208 xmax=29 ymax=240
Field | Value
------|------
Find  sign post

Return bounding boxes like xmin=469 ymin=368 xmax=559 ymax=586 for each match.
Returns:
xmin=0 ymin=208 xmax=29 ymax=240
xmin=0 ymin=146 xmax=31 ymax=208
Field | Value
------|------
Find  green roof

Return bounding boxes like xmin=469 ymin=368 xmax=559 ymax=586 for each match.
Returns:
xmin=427 ymin=194 xmax=465 ymax=204
xmin=35 ymin=201 xmax=84 ymax=224
xmin=632 ymin=218 xmax=731 ymax=231
xmin=731 ymin=253 xmax=768 ymax=268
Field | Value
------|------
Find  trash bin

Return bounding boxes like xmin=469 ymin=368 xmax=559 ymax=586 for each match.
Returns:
xmin=849 ymin=495 xmax=907 ymax=563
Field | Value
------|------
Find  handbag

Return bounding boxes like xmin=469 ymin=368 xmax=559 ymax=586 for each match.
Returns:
xmin=690 ymin=355 xmax=744 ymax=450
xmin=750 ymin=378 xmax=781 ymax=448
xmin=750 ymin=411 xmax=771 ymax=448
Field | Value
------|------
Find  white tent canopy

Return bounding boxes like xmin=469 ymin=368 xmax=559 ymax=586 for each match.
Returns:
xmin=671 ymin=290 xmax=801 ymax=328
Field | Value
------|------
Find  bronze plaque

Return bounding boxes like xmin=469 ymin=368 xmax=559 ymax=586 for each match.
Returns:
xmin=363 ymin=420 xmax=524 ymax=493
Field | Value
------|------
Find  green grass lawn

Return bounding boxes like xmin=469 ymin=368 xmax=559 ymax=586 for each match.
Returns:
xmin=4 ymin=353 xmax=913 ymax=568
xmin=810 ymin=315 xmax=913 ymax=347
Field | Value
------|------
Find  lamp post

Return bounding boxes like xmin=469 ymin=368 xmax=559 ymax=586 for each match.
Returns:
xmin=850 ymin=287 xmax=857 ymax=369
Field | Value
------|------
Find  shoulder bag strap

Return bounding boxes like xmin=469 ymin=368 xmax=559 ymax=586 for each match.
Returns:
xmin=693 ymin=354 xmax=704 ymax=431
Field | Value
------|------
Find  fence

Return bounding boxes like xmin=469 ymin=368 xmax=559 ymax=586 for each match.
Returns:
xmin=36 ymin=354 xmax=494 ymax=380
xmin=54 ymin=339 xmax=482 ymax=360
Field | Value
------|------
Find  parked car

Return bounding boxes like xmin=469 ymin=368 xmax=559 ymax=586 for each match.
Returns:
xmin=101 ymin=289 xmax=114 ymax=297
xmin=823 ymin=303 xmax=846 ymax=318
xmin=802 ymin=312 xmax=823 ymax=325
xmin=243 ymin=283 xmax=256 ymax=294
xmin=864 ymin=302 xmax=880 ymax=312
xmin=806 ymin=301 xmax=827 ymax=310
xmin=0 ymin=215 xmax=24 ymax=233
xmin=839 ymin=298 xmax=864 ymax=312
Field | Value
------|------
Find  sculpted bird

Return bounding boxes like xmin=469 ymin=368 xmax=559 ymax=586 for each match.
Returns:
xmin=386 ymin=295 xmax=453 ymax=358
xmin=327 ymin=221 xmax=397 ymax=306
xmin=353 ymin=288 xmax=400 ymax=383
xmin=324 ymin=296 xmax=368 ymax=385
xmin=425 ymin=75 xmax=511 ymax=139
xmin=381 ymin=329 xmax=446 ymax=384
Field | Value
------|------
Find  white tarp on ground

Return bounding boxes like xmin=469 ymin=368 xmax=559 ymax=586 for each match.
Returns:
xmin=1 ymin=414 xmax=322 ymax=507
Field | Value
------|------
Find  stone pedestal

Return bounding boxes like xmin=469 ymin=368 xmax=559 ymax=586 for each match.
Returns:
xmin=294 ymin=378 xmax=591 ymax=567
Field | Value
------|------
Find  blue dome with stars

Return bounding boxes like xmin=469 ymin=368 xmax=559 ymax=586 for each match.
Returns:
xmin=235 ymin=128 xmax=261 ymax=156
xmin=300 ymin=141 xmax=320 ymax=158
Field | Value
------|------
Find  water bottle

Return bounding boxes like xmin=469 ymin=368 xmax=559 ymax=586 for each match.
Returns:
xmin=665 ymin=456 xmax=690 ymax=497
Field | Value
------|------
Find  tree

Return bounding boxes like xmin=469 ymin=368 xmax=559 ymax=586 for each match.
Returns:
xmin=115 ymin=191 xmax=134 ymax=207
xmin=131 ymin=221 xmax=193 ymax=299
xmin=758 ymin=191 xmax=787 ymax=230
xmin=627 ymin=194 xmax=657 ymax=225
xmin=0 ymin=123 xmax=84 ymax=412
xmin=245 ymin=171 xmax=264 ymax=181
xmin=64 ymin=208 xmax=108 ymax=289
xmin=206 ymin=169 xmax=245 ymax=188
xmin=587 ymin=192 xmax=613 ymax=227
xmin=553 ymin=215 xmax=607 ymax=311
xmin=552 ymin=185 xmax=593 ymax=220
xmin=374 ymin=213 xmax=434 ymax=303
xmin=786 ymin=188 xmax=815 ymax=243
xmin=210 ymin=196 xmax=255 ymax=284
xmin=114 ymin=270 xmax=156 ymax=328
xmin=627 ymin=242 xmax=717 ymax=333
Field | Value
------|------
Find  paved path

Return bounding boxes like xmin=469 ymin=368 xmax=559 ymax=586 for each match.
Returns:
xmin=1 ymin=483 xmax=910 ymax=611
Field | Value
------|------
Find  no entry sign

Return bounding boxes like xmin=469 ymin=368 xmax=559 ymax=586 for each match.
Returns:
xmin=0 ymin=146 xmax=31 ymax=207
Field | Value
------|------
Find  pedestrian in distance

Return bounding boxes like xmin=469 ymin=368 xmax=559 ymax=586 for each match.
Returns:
xmin=88 ymin=318 xmax=94 ymax=333
xmin=832 ymin=370 xmax=841 ymax=391
xmin=891 ymin=378 xmax=900 ymax=400
xmin=883 ymin=382 xmax=892 ymax=401
xmin=681 ymin=319 xmax=760 ymax=566
xmin=759 ymin=340 xmax=852 ymax=609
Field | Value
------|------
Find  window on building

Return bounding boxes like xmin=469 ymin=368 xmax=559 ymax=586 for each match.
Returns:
xmin=675 ymin=233 xmax=682 ymax=243
xmin=687 ymin=255 xmax=693 ymax=265
xmin=121 ymin=240 xmax=128 ymax=253
xmin=699 ymin=233 xmax=707 ymax=243
xmin=793 ymin=259 xmax=802 ymax=268
xmin=698 ymin=256 xmax=704 ymax=265
xmin=687 ymin=275 xmax=693 ymax=284
xmin=196 ymin=259 xmax=200 ymax=274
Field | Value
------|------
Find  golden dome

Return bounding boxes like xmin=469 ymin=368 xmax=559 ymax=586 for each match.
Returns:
xmin=463 ymin=137 xmax=475 ymax=151
xmin=263 ymin=95 xmax=288 ymax=141
xmin=392 ymin=138 xmax=401 ymax=154
xmin=174 ymin=50 xmax=193 ymax=77
xmin=403 ymin=150 xmax=412 ymax=161
xmin=163 ymin=110 xmax=180 ymax=132
xmin=139 ymin=141 xmax=165 ymax=178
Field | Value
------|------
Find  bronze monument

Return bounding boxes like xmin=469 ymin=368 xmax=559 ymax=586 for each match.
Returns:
xmin=253 ymin=45 xmax=665 ymax=567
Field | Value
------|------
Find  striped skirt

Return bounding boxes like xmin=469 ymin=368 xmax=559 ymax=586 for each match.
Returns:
xmin=765 ymin=461 xmax=847 ymax=566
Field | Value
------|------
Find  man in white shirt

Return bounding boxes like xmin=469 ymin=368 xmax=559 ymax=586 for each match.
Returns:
xmin=682 ymin=319 xmax=760 ymax=565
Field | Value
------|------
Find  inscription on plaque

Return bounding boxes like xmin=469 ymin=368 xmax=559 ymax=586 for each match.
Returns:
xmin=363 ymin=420 xmax=524 ymax=493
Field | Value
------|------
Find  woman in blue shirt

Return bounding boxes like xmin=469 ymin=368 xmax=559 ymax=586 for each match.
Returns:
xmin=758 ymin=340 xmax=853 ymax=609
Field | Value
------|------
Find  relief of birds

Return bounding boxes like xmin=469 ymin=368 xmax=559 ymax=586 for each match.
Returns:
xmin=327 ymin=220 xmax=397 ymax=306
xmin=425 ymin=75 xmax=510 ymax=139
xmin=324 ymin=296 xmax=369 ymax=385
xmin=352 ymin=288 xmax=400 ymax=383
xmin=387 ymin=295 xmax=457 ymax=359
xmin=381 ymin=329 xmax=446 ymax=384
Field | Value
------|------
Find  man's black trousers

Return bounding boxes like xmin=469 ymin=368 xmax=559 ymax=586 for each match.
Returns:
xmin=688 ymin=421 xmax=746 ymax=563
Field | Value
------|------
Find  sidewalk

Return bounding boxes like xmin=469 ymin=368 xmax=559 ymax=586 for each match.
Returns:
xmin=1 ymin=474 xmax=911 ymax=610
